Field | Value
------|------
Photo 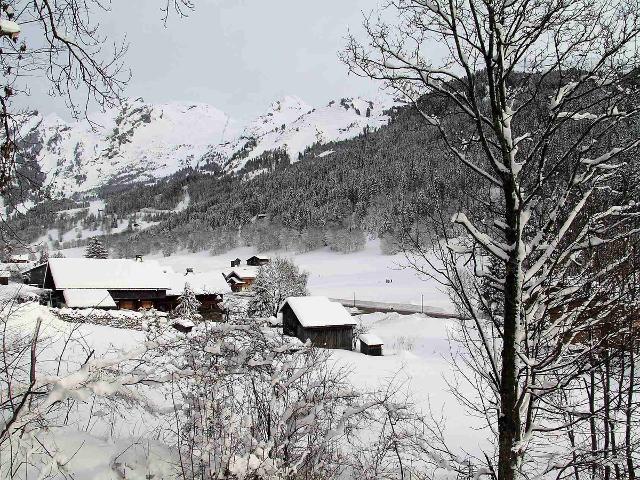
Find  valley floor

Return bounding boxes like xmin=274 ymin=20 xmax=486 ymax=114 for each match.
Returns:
xmin=149 ymin=240 xmax=455 ymax=314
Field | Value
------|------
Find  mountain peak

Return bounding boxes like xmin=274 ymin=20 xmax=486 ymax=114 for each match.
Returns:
xmin=19 ymin=94 xmax=393 ymax=197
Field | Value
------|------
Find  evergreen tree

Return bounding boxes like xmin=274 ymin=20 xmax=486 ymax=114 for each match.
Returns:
xmin=38 ymin=247 xmax=49 ymax=264
xmin=248 ymin=258 xmax=309 ymax=318
xmin=84 ymin=237 xmax=108 ymax=259
xmin=174 ymin=282 xmax=201 ymax=321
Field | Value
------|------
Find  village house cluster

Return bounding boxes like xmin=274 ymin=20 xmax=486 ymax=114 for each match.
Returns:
xmin=15 ymin=254 xmax=382 ymax=354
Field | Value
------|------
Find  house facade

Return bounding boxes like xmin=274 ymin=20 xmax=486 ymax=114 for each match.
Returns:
xmin=223 ymin=267 xmax=259 ymax=292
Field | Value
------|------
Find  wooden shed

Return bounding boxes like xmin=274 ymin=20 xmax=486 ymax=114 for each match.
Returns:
xmin=359 ymin=334 xmax=384 ymax=356
xmin=246 ymin=255 xmax=270 ymax=267
xmin=0 ymin=270 xmax=9 ymax=285
xmin=279 ymin=296 xmax=356 ymax=350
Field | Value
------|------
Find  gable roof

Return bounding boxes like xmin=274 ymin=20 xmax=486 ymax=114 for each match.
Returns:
xmin=224 ymin=266 xmax=259 ymax=281
xmin=165 ymin=270 xmax=231 ymax=296
xmin=359 ymin=333 xmax=384 ymax=345
xmin=47 ymin=258 xmax=170 ymax=290
xmin=63 ymin=289 xmax=117 ymax=308
xmin=280 ymin=296 xmax=356 ymax=328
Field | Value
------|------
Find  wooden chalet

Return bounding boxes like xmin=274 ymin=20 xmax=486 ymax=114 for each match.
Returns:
xmin=246 ymin=255 xmax=270 ymax=267
xmin=23 ymin=258 xmax=229 ymax=316
xmin=279 ymin=296 xmax=356 ymax=350
xmin=359 ymin=334 xmax=383 ymax=356
xmin=223 ymin=267 xmax=259 ymax=292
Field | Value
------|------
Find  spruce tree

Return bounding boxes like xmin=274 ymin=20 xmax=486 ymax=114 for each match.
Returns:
xmin=174 ymin=282 xmax=201 ymax=321
xmin=84 ymin=237 xmax=108 ymax=259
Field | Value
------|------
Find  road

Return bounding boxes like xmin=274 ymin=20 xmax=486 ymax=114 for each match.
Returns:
xmin=330 ymin=298 xmax=459 ymax=319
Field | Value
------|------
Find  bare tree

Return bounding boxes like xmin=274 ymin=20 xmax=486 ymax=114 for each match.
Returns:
xmin=343 ymin=1 xmax=640 ymax=479
xmin=0 ymin=0 xmax=197 ymax=195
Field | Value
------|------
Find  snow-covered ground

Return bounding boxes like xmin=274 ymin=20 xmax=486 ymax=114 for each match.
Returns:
xmin=147 ymin=240 xmax=454 ymax=313
xmin=4 ymin=301 xmax=483 ymax=478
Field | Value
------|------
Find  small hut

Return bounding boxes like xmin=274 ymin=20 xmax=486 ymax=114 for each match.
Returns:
xmin=279 ymin=296 xmax=356 ymax=350
xmin=246 ymin=255 xmax=270 ymax=267
xmin=0 ymin=270 xmax=9 ymax=285
xmin=230 ymin=258 xmax=241 ymax=267
xmin=359 ymin=334 xmax=384 ymax=356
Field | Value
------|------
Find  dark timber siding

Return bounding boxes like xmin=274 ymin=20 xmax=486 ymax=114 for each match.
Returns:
xmin=24 ymin=264 xmax=47 ymax=287
xmin=360 ymin=342 xmax=383 ymax=356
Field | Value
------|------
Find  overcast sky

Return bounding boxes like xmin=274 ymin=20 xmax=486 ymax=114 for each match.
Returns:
xmin=25 ymin=0 xmax=387 ymax=123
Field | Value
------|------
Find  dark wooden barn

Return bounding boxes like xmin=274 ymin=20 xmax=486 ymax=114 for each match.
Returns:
xmin=246 ymin=255 xmax=270 ymax=267
xmin=35 ymin=258 xmax=172 ymax=310
xmin=359 ymin=334 xmax=384 ymax=356
xmin=279 ymin=296 xmax=356 ymax=350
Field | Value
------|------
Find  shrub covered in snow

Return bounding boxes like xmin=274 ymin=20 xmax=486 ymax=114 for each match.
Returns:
xmin=247 ymin=258 xmax=308 ymax=318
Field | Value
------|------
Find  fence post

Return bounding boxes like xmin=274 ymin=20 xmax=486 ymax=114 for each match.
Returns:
xmin=421 ymin=294 xmax=424 ymax=313
xmin=353 ymin=292 xmax=356 ymax=308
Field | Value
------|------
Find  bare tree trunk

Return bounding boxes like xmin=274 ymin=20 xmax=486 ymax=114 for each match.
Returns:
xmin=498 ymin=195 xmax=522 ymax=480
xmin=626 ymin=330 xmax=636 ymax=480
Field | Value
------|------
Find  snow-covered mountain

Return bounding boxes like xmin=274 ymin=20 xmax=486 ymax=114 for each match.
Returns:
xmin=19 ymin=98 xmax=236 ymax=197
xmin=216 ymin=95 xmax=391 ymax=172
xmin=19 ymin=95 xmax=391 ymax=197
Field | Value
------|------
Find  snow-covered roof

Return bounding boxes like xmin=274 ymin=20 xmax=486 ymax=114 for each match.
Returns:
xmin=0 ymin=270 xmax=9 ymax=277
xmin=280 ymin=296 xmax=356 ymax=328
xmin=248 ymin=255 xmax=269 ymax=260
xmin=48 ymin=258 xmax=170 ymax=290
xmin=225 ymin=266 xmax=259 ymax=280
xmin=359 ymin=333 xmax=384 ymax=345
xmin=165 ymin=270 xmax=231 ymax=296
xmin=173 ymin=318 xmax=195 ymax=328
xmin=10 ymin=254 xmax=30 ymax=262
xmin=63 ymin=289 xmax=117 ymax=308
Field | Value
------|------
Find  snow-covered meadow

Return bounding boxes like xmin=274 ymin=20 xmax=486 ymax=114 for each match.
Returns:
xmin=1 ymin=293 xmax=483 ymax=479
xmin=147 ymin=240 xmax=455 ymax=314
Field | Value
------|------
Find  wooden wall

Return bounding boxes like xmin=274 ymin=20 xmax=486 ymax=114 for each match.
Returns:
xmin=282 ymin=304 xmax=353 ymax=350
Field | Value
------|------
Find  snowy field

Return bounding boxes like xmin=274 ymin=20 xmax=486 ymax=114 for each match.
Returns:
xmin=150 ymin=240 xmax=455 ymax=313
xmin=3 ymin=299 xmax=484 ymax=478
xmin=61 ymin=240 xmax=452 ymax=312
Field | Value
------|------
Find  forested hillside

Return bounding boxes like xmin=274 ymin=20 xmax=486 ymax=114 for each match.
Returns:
xmin=8 ymin=71 xmax=638 ymax=259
